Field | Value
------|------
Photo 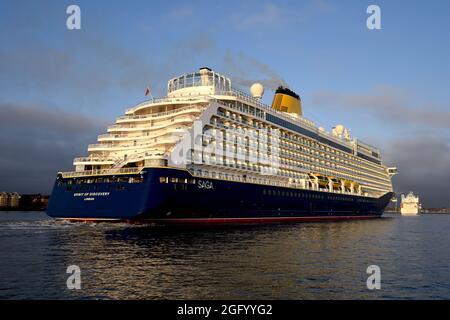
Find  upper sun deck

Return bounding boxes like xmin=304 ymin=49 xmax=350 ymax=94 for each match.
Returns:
xmin=127 ymin=67 xmax=272 ymax=115
xmin=168 ymin=67 xmax=231 ymax=97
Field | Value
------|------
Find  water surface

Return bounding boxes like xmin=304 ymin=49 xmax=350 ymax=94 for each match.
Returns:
xmin=0 ymin=212 xmax=449 ymax=299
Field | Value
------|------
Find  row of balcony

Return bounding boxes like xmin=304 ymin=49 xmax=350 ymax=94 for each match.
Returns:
xmin=73 ymin=157 xmax=115 ymax=164
xmin=118 ymin=104 xmax=204 ymax=122
xmin=99 ymin=126 xmax=189 ymax=142
xmin=193 ymin=152 xmax=384 ymax=190
xmin=197 ymin=137 xmax=391 ymax=190
xmin=107 ymin=115 xmax=196 ymax=132
xmin=202 ymin=122 xmax=389 ymax=185
xmin=125 ymin=96 xmax=209 ymax=114
xmin=60 ymin=167 xmax=144 ymax=178
xmin=88 ymin=135 xmax=184 ymax=152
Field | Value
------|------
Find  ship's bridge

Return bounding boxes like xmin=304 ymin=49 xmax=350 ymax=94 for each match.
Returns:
xmin=167 ymin=67 xmax=232 ymax=97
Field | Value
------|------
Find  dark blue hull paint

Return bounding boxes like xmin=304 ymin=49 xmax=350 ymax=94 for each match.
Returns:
xmin=46 ymin=167 xmax=393 ymax=223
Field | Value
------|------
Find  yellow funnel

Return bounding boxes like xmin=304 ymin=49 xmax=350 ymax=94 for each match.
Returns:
xmin=271 ymin=86 xmax=302 ymax=116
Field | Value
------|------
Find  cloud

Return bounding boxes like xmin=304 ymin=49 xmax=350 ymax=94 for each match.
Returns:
xmin=165 ymin=6 xmax=194 ymax=20
xmin=0 ymin=21 xmax=287 ymax=195
xmin=0 ymin=102 xmax=100 ymax=134
xmin=223 ymin=51 xmax=287 ymax=91
xmin=383 ymin=135 xmax=450 ymax=208
xmin=0 ymin=48 xmax=75 ymax=94
xmin=232 ymin=4 xmax=288 ymax=30
xmin=231 ymin=0 xmax=334 ymax=30
xmin=312 ymin=87 xmax=450 ymax=130
xmin=0 ymin=34 xmax=162 ymax=99
xmin=0 ymin=102 xmax=105 ymax=194
xmin=311 ymin=0 xmax=334 ymax=12
xmin=312 ymin=87 xmax=450 ymax=207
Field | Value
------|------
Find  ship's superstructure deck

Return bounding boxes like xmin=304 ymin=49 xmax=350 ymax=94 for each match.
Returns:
xmin=67 ymin=67 xmax=395 ymax=199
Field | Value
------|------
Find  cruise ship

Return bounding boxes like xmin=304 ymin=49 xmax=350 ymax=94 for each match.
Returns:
xmin=400 ymin=192 xmax=421 ymax=216
xmin=47 ymin=67 xmax=397 ymax=224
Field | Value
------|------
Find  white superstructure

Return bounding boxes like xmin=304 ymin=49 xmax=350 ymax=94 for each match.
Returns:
xmin=68 ymin=67 xmax=395 ymax=199
xmin=400 ymin=192 xmax=421 ymax=215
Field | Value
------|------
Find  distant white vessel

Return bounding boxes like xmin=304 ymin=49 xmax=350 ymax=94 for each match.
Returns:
xmin=400 ymin=192 xmax=421 ymax=215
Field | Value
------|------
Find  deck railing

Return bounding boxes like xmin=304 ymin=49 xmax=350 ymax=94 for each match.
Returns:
xmin=59 ymin=167 xmax=143 ymax=178
xmin=73 ymin=157 xmax=116 ymax=163
xmin=125 ymin=97 xmax=209 ymax=114
xmin=119 ymin=104 xmax=204 ymax=121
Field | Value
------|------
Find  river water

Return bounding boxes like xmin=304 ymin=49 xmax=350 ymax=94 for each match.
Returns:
xmin=0 ymin=212 xmax=449 ymax=299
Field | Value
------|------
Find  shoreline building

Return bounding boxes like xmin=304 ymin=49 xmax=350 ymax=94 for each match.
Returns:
xmin=0 ymin=192 xmax=21 ymax=209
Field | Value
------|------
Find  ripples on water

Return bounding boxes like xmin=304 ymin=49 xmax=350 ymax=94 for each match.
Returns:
xmin=0 ymin=212 xmax=449 ymax=299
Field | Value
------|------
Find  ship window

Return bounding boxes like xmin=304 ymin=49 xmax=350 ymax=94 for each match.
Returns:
xmin=117 ymin=177 xmax=128 ymax=183
xmin=159 ymin=177 xmax=168 ymax=183
xmin=170 ymin=177 xmax=178 ymax=183
xmin=129 ymin=177 xmax=143 ymax=183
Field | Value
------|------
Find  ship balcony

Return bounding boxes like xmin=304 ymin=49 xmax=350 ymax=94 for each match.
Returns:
xmin=87 ymin=143 xmax=116 ymax=152
xmin=216 ymin=92 xmax=316 ymax=128
xmin=88 ymin=135 xmax=183 ymax=152
xmin=87 ymin=143 xmax=148 ymax=152
xmin=107 ymin=124 xmax=135 ymax=131
xmin=117 ymin=105 xmax=203 ymax=123
xmin=100 ymin=126 xmax=189 ymax=142
xmin=60 ymin=167 xmax=144 ymax=178
xmin=107 ymin=115 xmax=196 ymax=132
xmin=125 ymin=97 xmax=209 ymax=115
xmin=73 ymin=157 xmax=115 ymax=165
xmin=98 ymin=133 xmax=142 ymax=141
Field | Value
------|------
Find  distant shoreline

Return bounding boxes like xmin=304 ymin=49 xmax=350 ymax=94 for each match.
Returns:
xmin=385 ymin=211 xmax=450 ymax=214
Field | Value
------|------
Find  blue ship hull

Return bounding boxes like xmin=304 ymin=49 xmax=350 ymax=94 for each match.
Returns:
xmin=46 ymin=167 xmax=393 ymax=224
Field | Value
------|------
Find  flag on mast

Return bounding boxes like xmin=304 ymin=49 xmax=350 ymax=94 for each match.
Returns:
xmin=144 ymin=86 xmax=154 ymax=102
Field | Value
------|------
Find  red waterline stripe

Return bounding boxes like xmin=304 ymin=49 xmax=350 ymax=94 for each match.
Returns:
xmin=61 ymin=215 xmax=380 ymax=224
xmin=147 ymin=215 xmax=380 ymax=224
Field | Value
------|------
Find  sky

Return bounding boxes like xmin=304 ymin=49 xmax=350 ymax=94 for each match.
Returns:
xmin=1 ymin=0 xmax=450 ymax=207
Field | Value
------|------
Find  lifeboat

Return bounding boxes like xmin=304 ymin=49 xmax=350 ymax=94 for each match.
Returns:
xmin=328 ymin=176 xmax=341 ymax=190
xmin=309 ymin=172 xmax=328 ymax=188
xmin=343 ymin=179 xmax=352 ymax=191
